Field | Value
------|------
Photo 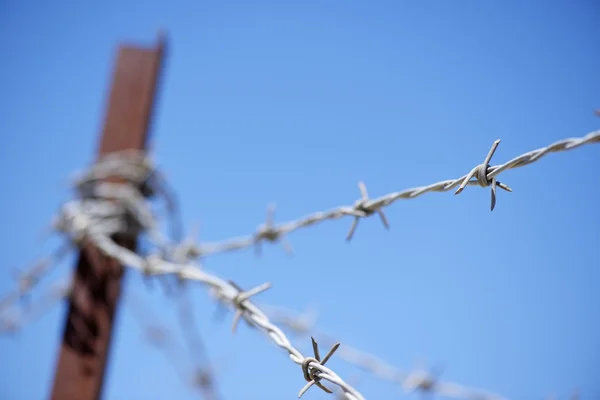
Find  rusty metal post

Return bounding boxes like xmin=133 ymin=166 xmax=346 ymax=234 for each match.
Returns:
xmin=50 ymin=33 xmax=167 ymax=400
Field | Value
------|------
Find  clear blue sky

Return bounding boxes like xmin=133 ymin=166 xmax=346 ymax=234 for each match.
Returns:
xmin=1 ymin=1 xmax=599 ymax=399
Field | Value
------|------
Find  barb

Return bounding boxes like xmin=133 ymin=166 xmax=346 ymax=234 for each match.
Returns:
xmin=265 ymin=305 xmax=507 ymax=400
xmin=346 ymin=181 xmax=390 ymax=242
xmin=190 ymin=131 xmax=599 ymax=257
xmin=299 ymin=337 xmax=341 ymax=397
xmin=254 ymin=204 xmax=294 ymax=257
xmin=454 ymin=140 xmax=512 ymax=211
xmin=228 ymin=281 xmax=272 ymax=334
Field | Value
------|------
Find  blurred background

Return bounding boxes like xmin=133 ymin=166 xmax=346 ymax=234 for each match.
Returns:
xmin=1 ymin=1 xmax=599 ymax=399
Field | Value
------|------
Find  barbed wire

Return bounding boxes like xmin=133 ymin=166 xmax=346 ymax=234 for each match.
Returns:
xmin=2 ymin=129 xmax=598 ymax=398
xmin=186 ymin=130 xmax=600 ymax=258
xmin=261 ymin=305 xmax=507 ymax=400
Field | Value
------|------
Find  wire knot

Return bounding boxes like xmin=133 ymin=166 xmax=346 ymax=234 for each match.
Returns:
xmin=142 ymin=254 xmax=163 ymax=276
xmin=229 ymin=281 xmax=272 ymax=334
xmin=301 ymin=357 xmax=321 ymax=384
xmin=298 ymin=336 xmax=341 ymax=398
xmin=73 ymin=150 xmax=156 ymax=197
xmin=346 ymin=181 xmax=390 ymax=241
xmin=254 ymin=204 xmax=294 ymax=257
xmin=474 ymin=162 xmax=493 ymax=188
xmin=54 ymin=203 xmax=91 ymax=243
xmin=454 ymin=139 xmax=512 ymax=211
xmin=172 ymin=224 xmax=202 ymax=262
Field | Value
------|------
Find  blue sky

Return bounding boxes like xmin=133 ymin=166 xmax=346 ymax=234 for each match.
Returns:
xmin=1 ymin=1 xmax=599 ymax=399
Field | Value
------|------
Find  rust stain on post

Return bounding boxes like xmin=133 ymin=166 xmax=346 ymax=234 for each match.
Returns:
xmin=50 ymin=33 xmax=167 ymax=400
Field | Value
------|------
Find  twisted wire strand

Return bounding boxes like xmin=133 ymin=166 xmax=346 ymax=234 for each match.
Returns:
xmin=89 ymin=234 xmax=365 ymax=400
xmin=192 ymin=130 xmax=600 ymax=257
xmin=263 ymin=305 xmax=507 ymax=400
xmin=2 ymin=130 xmax=598 ymax=398
xmin=6 ymin=131 xmax=598 ymax=311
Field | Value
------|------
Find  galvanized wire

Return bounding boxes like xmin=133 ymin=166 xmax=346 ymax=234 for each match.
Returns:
xmin=263 ymin=305 xmax=507 ymax=400
xmin=99 ymin=248 xmax=363 ymax=399
xmin=190 ymin=130 xmax=600 ymax=257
